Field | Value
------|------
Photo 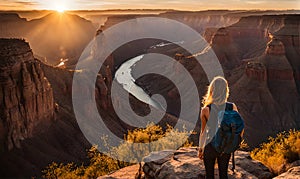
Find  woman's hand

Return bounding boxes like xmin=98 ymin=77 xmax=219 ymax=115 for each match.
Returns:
xmin=198 ymin=148 xmax=204 ymax=160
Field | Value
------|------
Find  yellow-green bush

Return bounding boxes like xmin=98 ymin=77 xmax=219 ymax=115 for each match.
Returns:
xmin=113 ymin=124 xmax=192 ymax=163
xmin=42 ymin=124 xmax=192 ymax=178
xmin=251 ymin=130 xmax=300 ymax=175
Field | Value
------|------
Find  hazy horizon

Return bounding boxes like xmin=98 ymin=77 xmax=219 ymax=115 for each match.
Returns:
xmin=1 ymin=0 xmax=300 ymax=11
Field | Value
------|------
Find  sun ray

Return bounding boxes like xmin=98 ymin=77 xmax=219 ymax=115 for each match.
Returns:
xmin=39 ymin=0 xmax=69 ymax=12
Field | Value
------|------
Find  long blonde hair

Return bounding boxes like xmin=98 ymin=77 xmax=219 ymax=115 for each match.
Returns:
xmin=202 ymin=76 xmax=229 ymax=107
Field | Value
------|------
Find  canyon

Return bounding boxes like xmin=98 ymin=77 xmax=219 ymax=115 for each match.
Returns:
xmin=127 ymin=14 xmax=300 ymax=147
xmin=0 ymin=10 xmax=299 ymax=177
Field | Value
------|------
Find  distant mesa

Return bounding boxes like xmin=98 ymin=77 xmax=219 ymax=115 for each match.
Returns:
xmin=0 ymin=13 xmax=27 ymax=22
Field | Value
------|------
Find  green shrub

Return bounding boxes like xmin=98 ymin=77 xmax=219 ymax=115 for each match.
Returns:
xmin=251 ymin=130 xmax=300 ymax=175
xmin=42 ymin=124 xmax=192 ymax=178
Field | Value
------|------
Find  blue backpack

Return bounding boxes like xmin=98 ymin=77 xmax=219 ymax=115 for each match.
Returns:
xmin=209 ymin=103 xmax=244 ymax=154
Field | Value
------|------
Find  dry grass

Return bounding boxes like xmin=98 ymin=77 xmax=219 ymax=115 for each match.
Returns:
xmin=251 ymin=130 xmax=300 ymax=175
xmin=42 ymin=123 xmax=192 ymax=178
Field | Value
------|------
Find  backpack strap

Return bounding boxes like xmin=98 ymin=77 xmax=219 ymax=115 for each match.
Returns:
xmin=207 ymin=104 xmax=212 ymax=111
xmin=225 ymin=102 xmax=234 ymax=111
xmin=204 ymin=104 xmax=212 ymax=123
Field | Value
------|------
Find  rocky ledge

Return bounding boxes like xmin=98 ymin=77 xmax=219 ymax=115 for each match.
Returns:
xmin=142 ymin=147 xmax=273 ymax=179
xmin=99 ymin=147 xmax=276 ymax=179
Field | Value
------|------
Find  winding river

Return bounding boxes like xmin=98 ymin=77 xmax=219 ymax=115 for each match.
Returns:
xmin=115 ymin=55 xmax=164 ymax=110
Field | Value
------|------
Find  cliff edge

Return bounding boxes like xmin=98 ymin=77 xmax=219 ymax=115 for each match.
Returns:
xmin=0 ymin=39 xmax=55 ymax=151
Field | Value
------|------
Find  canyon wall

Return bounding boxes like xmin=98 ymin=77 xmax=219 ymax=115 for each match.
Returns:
xmin=0 ymin=39 xmax=55 ymax=151
xmin=231 ymin=37 xmax=300 ymax=146
xmin=210 ymin=15 xmax=300 ymax=71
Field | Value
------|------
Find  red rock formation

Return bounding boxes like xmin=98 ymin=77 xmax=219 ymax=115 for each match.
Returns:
xmin=245 ymin=62 xmax=267 ymax=81
xmin=0 ymin=39 xmax=55 ymax=150
xmin=208 ymin=15 xmax=295 ymax=69
xmin=211 ymin=27 xmax=240 ymax=69
xmin=231 ymin=37 xmax=300 ymax=146
xmin=258 ymin=38 xmax=294 ymax=81
xmin=266 ymin=38 xmax=286 ymax=55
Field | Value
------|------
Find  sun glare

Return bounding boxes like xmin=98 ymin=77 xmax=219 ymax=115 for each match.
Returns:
xmin=46 ymin=0 xmax=69 ymax=13
xmin=56 ymin=7 xmax=65 ymax=13
xmin=54 ymin=4 xmax=67 ymax=13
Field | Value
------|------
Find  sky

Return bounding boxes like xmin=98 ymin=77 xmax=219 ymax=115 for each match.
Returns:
xmin=0 ymin=0 xmax=300 ymax=11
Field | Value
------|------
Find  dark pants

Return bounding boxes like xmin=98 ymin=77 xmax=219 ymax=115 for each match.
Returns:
xmin=203 ymin=143 xmax=231 ymax=179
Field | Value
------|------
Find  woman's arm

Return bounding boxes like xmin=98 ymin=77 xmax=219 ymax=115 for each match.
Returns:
xmin=198 ymin=107 xmax=209 ymax=159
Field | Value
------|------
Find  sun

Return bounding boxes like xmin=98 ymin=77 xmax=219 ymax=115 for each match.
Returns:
xmin=46 ymin=0 xmax=69 ymax=13
xmin=54 ymin=4 xmax=67 ymax=13
xmin=56 ymin=6 xmax=65 ymax=13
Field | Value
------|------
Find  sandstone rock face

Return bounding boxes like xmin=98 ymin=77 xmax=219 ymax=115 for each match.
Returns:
xmin=245 ymin=62 xmax=267 ymax=81
xmin=142 ymin=147 xmax=273 ymax=179
xmin=210 ymin=15 xmax=300 ymax=70
xmin=161 ymin=11 xmax=240 ymax=34
xmin=0 ymin=39 xmax=55 ymax=150
xmin=232 ymin=37 xmax=300 ymax=147
xmin=274 ymin=166 xmax=300 ymax=179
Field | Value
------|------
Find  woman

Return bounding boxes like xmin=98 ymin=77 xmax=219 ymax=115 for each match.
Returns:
xmin=198 ymin=76 xmax=238 ymax=179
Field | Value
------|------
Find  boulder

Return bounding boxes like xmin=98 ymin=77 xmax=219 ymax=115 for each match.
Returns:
xmin=274 ymin=166 xmax=300 ymax=179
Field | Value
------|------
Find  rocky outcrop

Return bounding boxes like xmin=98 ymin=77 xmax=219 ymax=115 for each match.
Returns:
xmin=141 ymin=147 xmax=273 ymax=179
xmin=99 ymin=147 xmax=273 ymax=179
xmin=274 ymin=166 xmax=300 ymax=179
xmin=0 ymin=39 xmax=55 ymax=150
xmin=231 ymin=37 xmax=300 ymax=147
xmin=245 ymin=62 xmax=267 ymax=81
xmin=245 ymin=38 xmax=294 ymax=81
xmin=210 ymin=15 xmax=300 ymax=70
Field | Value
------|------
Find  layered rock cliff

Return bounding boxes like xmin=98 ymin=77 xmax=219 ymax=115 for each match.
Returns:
xmin=0 ymin=39 xmax=92 ymax=177
xmin=0 ymin=39 xmax=55 ymax=151
xmin=231 ymin=37 xmax=300 ymax=146
xmin=210 ymin=15 xmax=300 ymax=70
